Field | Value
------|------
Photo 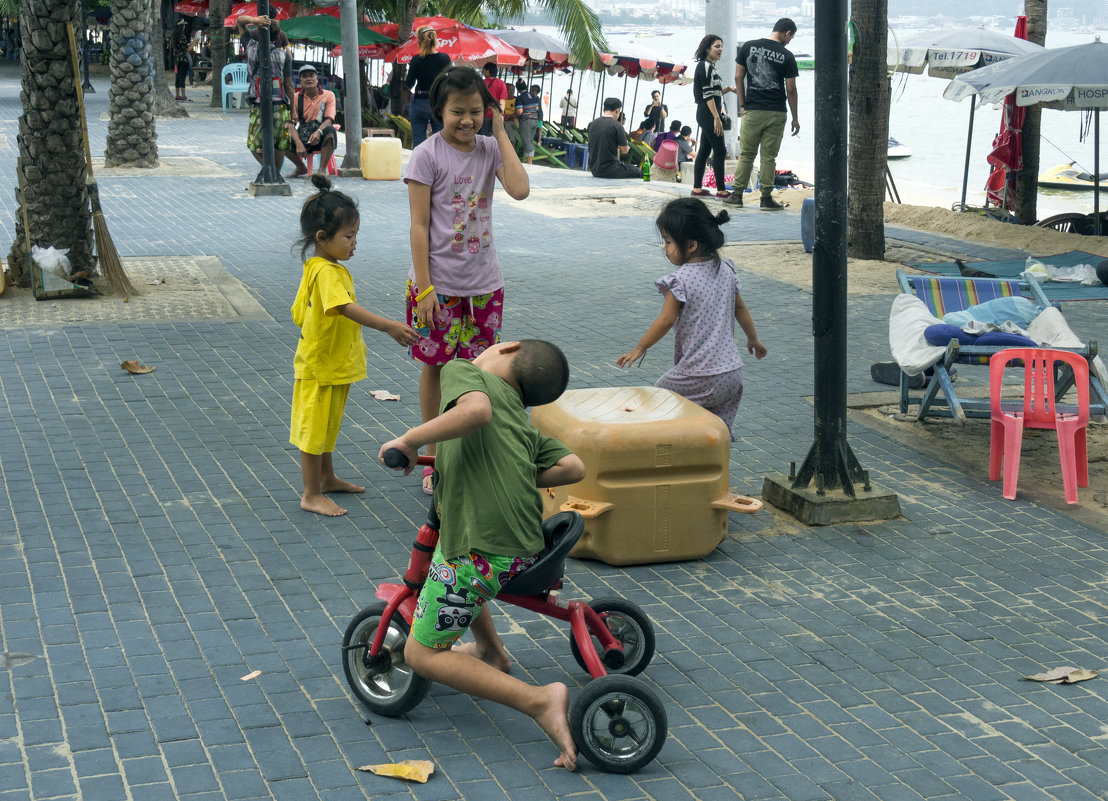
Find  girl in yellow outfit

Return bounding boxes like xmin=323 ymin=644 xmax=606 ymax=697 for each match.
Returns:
xmin=291 ymin=175 xmax=419 ymax=516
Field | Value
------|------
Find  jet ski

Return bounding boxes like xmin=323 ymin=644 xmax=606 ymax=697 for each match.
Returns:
xmin=887 ymin=137 xmax=912 ymax=159
xmin=1038 ymin=162 xmax=1108 ymax=190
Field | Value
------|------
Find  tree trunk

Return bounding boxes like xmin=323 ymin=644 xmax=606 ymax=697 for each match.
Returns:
xmin=208 ymin=0 xmax=230 ymax=109
xmin=846 ymin=0 xmax=889 ymax=259
xmin=1012 ymin=0 xmax=1047 ymax=225
xmin=6 ymin=0 xmax=94 ymax=285
xmin=105 ymin=0 xmax=159 ymax=166
xmin=152 ymin=1 xmax=187 ymax=117
xmin=389 ymin=1 xmax=419 ymax=114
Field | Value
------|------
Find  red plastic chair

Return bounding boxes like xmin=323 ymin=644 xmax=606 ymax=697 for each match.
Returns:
xmin=989 ymin=348 xmax=1090 ymax=504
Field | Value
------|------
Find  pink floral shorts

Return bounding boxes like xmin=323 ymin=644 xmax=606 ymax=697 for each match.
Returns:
xmin=406 ymin=281 xmax=504 ymax=366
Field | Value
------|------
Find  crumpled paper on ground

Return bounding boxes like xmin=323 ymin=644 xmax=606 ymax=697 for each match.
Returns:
xmin=369 ymin=389 xmax=401 ymax=401
xmin=355 ymin=760 xmax=434 ymax=783
xmin=1021 ymin=666 xmax=1098 ymax=684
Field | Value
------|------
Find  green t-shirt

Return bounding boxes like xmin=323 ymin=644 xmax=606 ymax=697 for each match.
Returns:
xmin=435 ymin=360 xmax=572 ymax=560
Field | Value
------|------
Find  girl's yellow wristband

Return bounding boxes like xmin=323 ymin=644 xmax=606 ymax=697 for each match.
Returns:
xmin=414 ymin=285 xmax=435 ymax=302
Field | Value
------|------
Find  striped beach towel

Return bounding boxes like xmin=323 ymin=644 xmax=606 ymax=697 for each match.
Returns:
xmin=906 ymin=276 xmax=1021 ymax=319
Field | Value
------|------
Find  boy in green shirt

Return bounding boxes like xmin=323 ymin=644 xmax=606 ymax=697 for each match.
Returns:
xmin=379 ymin=339 xmax=586 ymax=770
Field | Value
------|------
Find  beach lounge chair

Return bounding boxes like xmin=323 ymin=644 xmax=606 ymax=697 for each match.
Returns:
xmin=890 ymin=268 xmax=1107 ymax=423
xmin=532 ymin=139 xmax=568 ymax=169
xmin=389 ymin=115 xmax=412 ymax=150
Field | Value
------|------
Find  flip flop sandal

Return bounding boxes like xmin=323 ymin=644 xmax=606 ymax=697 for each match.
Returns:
xmin=421 ymin=466 xmax=435 ymax=496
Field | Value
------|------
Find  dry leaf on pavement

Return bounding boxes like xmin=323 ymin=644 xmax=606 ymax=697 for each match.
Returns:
xmin=120 ymin=360 xmax=156 ymax=374
xmin=1022 ymin=666 xmax=1098 ymax=684
xmin=355 ymin=760 xmax=434 ymax=783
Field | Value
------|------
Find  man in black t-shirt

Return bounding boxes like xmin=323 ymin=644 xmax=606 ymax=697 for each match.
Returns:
xmin=587 ymin=98 xmax=641 ymax=179
xmin=643 ymin=90 xmax=667 ymax=133
xmin=725 ymin=18 xmax=800 ymax=210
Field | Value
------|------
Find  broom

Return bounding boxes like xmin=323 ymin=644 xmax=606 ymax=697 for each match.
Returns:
xmin=66 ymin=22 xmax=138 ymax=298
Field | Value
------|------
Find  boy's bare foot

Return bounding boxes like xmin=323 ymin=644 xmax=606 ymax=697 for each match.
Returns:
xmin=321 ymin=477 xmax=365 ymax=493
xmin=535 ymin=682 xmax=576 ymax=771
xmin=453 ymin=641 xmax=511 ymax=674
xmin=301 ymin=493 xmax=347 ymax=516
xmin=289 ymin=168 xmax=308 ymax=178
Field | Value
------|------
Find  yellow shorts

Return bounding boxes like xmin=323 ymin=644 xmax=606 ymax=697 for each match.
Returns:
xmin=290 ymin=380 xmax=350 ymax=455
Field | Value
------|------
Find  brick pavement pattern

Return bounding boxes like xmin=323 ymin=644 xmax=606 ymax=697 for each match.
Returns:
xmin=2 ymin=66 xmax=1108 ymax=801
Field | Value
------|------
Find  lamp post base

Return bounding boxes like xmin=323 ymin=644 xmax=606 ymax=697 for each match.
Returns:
xmin=761 ymin=474 xmax=901 ymax=526
xmin=249 ymin=182 xmax=293 ymax=197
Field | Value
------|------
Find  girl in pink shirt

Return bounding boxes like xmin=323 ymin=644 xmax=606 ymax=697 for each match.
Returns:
xmin=405 ymin=66 xmax=529 ymax=493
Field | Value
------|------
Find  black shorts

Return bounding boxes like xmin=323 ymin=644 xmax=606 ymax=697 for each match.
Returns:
xmin=300 ymin=125 xmax=337 ymax=152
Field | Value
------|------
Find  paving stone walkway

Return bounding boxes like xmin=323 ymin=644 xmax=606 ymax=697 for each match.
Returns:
xmin=2 ymin=65 xmax=1107 ymax=801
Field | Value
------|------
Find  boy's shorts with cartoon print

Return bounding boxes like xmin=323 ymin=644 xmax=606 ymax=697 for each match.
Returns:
xmin=411 ymin=546 xmax=539 ymax=649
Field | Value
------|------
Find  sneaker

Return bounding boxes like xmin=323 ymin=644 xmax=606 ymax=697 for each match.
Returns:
xmin=715 ymin=191 xmax=731 ymax=199
xmin=760 ymin=196 xmax=786 ymax=210
xmin=690 ymin=188 xmax=710 ymax=196
xmin=723 ymin=193 xmax=743 ymax=206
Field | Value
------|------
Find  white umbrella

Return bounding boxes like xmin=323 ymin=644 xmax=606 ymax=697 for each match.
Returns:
xmin=946 ymin=38 xmax=1108 ymax=234
xmin=888 ymin=25 xmax=1045 ymax=209
xmin=485 ymin=28 xmax=569 ymax=63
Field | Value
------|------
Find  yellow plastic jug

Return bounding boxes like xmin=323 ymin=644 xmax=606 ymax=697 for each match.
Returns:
xmin=360 ymin=137 xmax=402 ymax=180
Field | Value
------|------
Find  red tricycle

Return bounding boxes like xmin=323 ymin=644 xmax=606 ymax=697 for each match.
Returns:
xmin=341 ymin=452 xmax=668 ymax=773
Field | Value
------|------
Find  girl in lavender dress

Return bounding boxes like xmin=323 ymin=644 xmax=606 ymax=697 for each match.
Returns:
xmin=617 ymin=197 xmax=768 ymax=438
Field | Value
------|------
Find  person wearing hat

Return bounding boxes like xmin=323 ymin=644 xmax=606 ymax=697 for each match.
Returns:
xmin=287 ymin=64 xmax=338 ymax=178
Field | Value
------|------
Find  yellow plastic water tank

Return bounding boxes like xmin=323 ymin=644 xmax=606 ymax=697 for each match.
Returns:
xmin=532 ymin=387 xmax=760 ymax=566
xmin=360 ymin=137 xmax=402 ymax=180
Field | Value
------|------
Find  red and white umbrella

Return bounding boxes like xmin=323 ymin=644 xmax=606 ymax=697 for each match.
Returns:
xmin=387 ymin=23 xmax=524 ymax=67
xmin=224 ymin=1 xmax=295 ymax=28
xmin=984 ymin=16 xmax=1029 ymax=210
xmin=174 ymin=0 xmax=209 ymax=17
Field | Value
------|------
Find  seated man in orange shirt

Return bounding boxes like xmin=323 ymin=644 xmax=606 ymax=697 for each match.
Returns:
xmin=287 ymin=64 xmax=338 ymax=178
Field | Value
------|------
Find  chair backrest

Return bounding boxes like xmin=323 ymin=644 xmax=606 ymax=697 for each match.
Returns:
xmin=908 ymin=275 xmax=1022 ymax=318
xmin=990 ymin=348 xmax=1090 ymax=427
xmin=222 ymin=62 xmax=249 ymax=89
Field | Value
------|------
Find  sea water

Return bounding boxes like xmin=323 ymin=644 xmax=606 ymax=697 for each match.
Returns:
xmin=529 ymin=25 xmax=1105 ymax=219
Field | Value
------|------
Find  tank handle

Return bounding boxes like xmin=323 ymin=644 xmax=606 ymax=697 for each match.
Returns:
xmin=711 ymin=494 xmax=763 ymax=515
xmin=558 ymin=496 xmax=614 ymax=519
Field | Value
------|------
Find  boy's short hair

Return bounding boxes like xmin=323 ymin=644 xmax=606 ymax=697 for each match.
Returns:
xmin=774 ymin=17 xmax=797 ymax=34
xmin=680 ymin=125 xmax=692 ymax=136
xmin=509 ymin=340 xmax=570 ymax=408
xmin=603 ymin=97 xmax=622 ymax=112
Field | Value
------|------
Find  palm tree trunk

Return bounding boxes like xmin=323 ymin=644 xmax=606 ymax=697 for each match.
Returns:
xmin=152 ymin=2 xmax=187 ymax=117
xmin=847 ymin=0 xmax=888 ymax=259
xmin=1012 ymin=0 xmax=1047 ymax=225
xmin=6 ymin=0 xmax=93 ymax=285
xmin=105 ymin=0 xmax=159 ymax=166
xmin=208 ymin=0 xmax=230 ymax=109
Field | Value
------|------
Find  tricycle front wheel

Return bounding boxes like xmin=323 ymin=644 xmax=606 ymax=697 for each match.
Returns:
xmin=342 ymin=601 xmax=430 ymax=716
xmin=570 ymin=597 xmax=655 ymax=676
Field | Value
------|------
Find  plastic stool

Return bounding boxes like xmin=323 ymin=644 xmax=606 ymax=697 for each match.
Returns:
xmin=306 ymin=152 xmax=338 ymax=176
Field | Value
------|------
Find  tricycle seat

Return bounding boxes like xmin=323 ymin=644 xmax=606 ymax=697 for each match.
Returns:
xmin=498 ymin=512 xmax=583 ymax=596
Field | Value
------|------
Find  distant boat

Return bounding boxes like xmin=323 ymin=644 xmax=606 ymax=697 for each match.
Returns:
xmin=1039 ymin=162 xmax=1108 ymax=190
xmin=795 ymin=53 xmax=814 ymax=70
xmin=887 ymin=137 xmax=912 ymax=159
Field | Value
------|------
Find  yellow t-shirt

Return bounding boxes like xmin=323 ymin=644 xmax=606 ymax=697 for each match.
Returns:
xmin=291 ymin=257 xmax=367 ymax=385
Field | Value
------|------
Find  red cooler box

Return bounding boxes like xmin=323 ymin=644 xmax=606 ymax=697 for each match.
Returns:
xmin=532 ymin=387 xmax=760 ymax=565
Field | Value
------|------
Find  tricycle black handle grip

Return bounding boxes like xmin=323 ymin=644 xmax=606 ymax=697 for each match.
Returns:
xmin=383 ymin=448 xmax=409 ymax=469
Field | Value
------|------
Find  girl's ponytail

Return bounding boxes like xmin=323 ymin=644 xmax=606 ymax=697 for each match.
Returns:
xmin=656 ymin=197 xmax=729 ymax=261
xmin=296 ymin=175 xmax=359 ymax=259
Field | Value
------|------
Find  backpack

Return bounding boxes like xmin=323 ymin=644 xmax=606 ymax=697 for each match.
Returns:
xmin=245 ymin=36 xmax=287 ymax=103
xmin=653 ymin=140 xmax=678 ymax=171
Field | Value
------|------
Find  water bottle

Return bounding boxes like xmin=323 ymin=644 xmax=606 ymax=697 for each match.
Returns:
xmin=642 ymin=158 xmax=651 ymax=182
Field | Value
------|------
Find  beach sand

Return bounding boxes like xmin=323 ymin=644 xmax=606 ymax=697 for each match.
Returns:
xmin=720 ymin=198 xmax=1107 ymax=524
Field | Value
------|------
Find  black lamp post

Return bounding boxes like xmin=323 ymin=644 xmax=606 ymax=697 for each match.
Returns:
xmin=250 ymin=0 xmax=290 ymax=195
xmin=80 ymin=0 xmax=95 ymax=93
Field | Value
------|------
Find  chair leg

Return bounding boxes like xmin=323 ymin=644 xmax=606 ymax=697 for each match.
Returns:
xmin=1076 ymin=427 xmax=1089 ymax=487
xmin=1056 ymin=429 xmax=1079 ymax=504
xmin=989 ymin=419 xmax=1003 ymax=481
xmin=326 ymin=154 xmax=338 ymax=176
xmin=305 ymin=152 xmax=316 ymax=176
xmin=1002 ymin=420 xmax=1024 ymax=500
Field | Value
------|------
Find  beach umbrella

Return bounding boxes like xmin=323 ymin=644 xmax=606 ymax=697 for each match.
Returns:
xmin=224 ymin=1 xmax=294 ymax=28
xmin=889 ymin=25 xmax=1044 ymax=209
xmin=280 ymin=15 xmax=392 ymax=47
xmin=174 ymin=0 xmax=209 ymax=17
xmin=485 ymin=28 xmax=569 ymax=64
xmin=387 ymin=24 xmax=524 ymax=67
xmin=984 ymin=17 xmax=1029 ymax=211
xmin=946 ymin=38 xmax=1108 ymax=235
